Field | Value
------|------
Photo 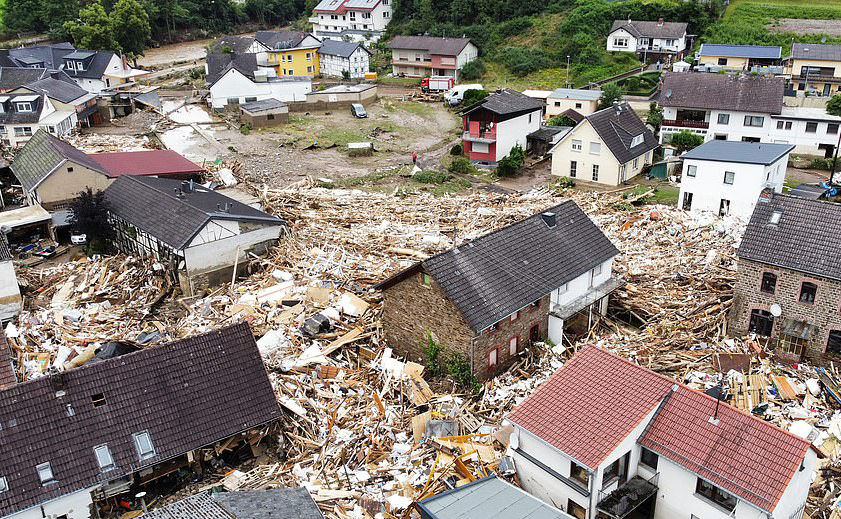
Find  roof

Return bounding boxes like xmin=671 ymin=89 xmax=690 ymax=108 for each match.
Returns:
xmin=738 ymin=192 xmax=841 ymax=281
xmin=209 ymin=35 xmax=257 ymax=55
xmin=0 ymin=68 xmax=53 ymax=92
xmin=207 ymin=53 xmax=259 ymax=85
xmin=61 ymin=50 xmax=116 ymax=80
xmin=104 ymin=176 xmax=284 ymax=250
xmin=0 ymin=330 xmax=15 ymax=390
xmin=463 ymin=89 xmax=544 ymax=117
xmin=527 ymin=126 xmax=569 ymax=142
xmin=317 ymin=39 xmax=368 ymax=58
xmin=418 ymin=475 xmax=573 ymax=519
xmin=0 ymin=50 xmax=17 ymax=68
xmin=582 ymin=102 xmax=659 ymax=164
xmin=789 ymin=183 xmax=827 ymax=200
xmin=659 ymin=72 xmax=784 ymax=114
xmin=699 ymin=44 xmax=781 ymax=59
xmin=18 ymin=77 xmax=89 ymax=103
xmin=145 ymin=488 xmax=323 ymax=519
xmin=0 ymin=93 xmax=44 ymax=124
xmin=791 ymin=43 xmax=841 ymax=62
xmin=776 ymin=106 xmax=841 ymax=122
xmin=8 ymin=43 xmax=75 ymax=69
xmin=64 ymin=50 xmax=96 ymax=60
xmin=240 ymin=98 xmax=287 ymax=113
xmin=0 ymin=204 xmax=52 ymax=229
xmin=11 ymin=130 xmax=108 ymax=191
xmin=609 ymin=19 xmax=687 ymax=39
xmin=547 ymin=88 xmax=602 ymax=101
xmin=387 ymin=35 xmax=473 ymax=56
xmin=0 ymin=322 xmax=281 ymax=517
xmin=681 ymin=140 xmax=793 ymax=165
xmin=559 ymin=108 xmax=584 ymax=124
xmin=255 ymin=31 xmax=311 ymax=50
xmin=90 ymin=150 xmax=205 ymax=178
xmin=377 ymin=201 xmax=618 ymax=332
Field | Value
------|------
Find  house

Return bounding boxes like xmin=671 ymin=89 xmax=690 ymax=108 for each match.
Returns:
xmin=545 ymin=88 xmax=601 ymax=118
xmin=10 ymin=77 xmax=99 ymax=128
xmin=697 ymin=44 xmax=782 ymax=71
xmin=104 ymin=176 xmax=285 ymax=295
xmin=658 ymin=72 xmax=784 ymax=150
xmin=144 ymin=488 xmax=324 ymax=519
xmin=206 ymin=53 xmax=311 ymax=110
xmin=461 ymin=89 xmax=543 ymax=165
xmin=550 ymin=102 xmax=658 ymax=186
xmin=0 ymin=68 xmax=74 ymax=93
xmin=310 ymin=0 xmax=391 ymax=43
xmin=417 ymin=475 xmax=574 ymax=519
xmin=606 ymin=19 xmax=688 ymax=62
xmin=506 ymin=345 xmax=819 ymax=519
xmin=678 ymin=140 xmax=793 ymax=219
xmin=0 ymin=322 xmax=281 ymax=519
xmin=0 ymin=234 xmax=21 ymax=323
xmin=305 ymin=83 xmax=377 ymax=106
xmin=787 ymin=43 xmax=841 ymax=97
xmin=255 ymin=31 xmax=322 ymax=77
xmin=208 ymin=34 xmax=266 ymax=55
xmin=318 ymin=40 xmax=371 ymax=78
xmin=376 ymin=202 xmax=620 ymax=379
xmin=769 ymin=106 xmax=841 ymax=157
xmin=7 ymin=42 xmax=75 ymax=69
xmin=0 ymin=91 xmax=76 ymax=147
xmin=240 ymin=98 xmax=289 ymax=127
xmin=388 ymin=36 xmax=478 ymax=80
xmin=729 ymin=191 xmax=841 ymax=363
xmin=60 ymin=50 xmax=149 ymax=94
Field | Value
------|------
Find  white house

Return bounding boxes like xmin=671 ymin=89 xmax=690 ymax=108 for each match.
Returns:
xmin=678 ymin=140 xmax=793 ymax=219
xmin=60 ymin=50 xmax=148 ymax=94
xmin=388 ymin=36 xmax=478 ymax=80
xmin=0 ymin=92 xmax=75 ymax=147
xmin=310 ymin=0 xmax=391 ymax=43
xmin=506 ymin=345 xmax=820 ymax=519
xmin=770 ymin=106 xmax=841 ymax=157
xmin=318 ymin=40 xmax=371 ymax=78
xmin=550 ymin=103 xmax=658 ymax=186
xmin=461 ymin=89 xmax=543 ymax=165
xmin=607 ymin=19 xmax=688 ymax=62
xmin=206 ymin=54 xmax=311 ymax=110
xmin=545 ymin=88 xmax=602 ymax=118
xmin=0 ymin=235 xmax=21 ymax=323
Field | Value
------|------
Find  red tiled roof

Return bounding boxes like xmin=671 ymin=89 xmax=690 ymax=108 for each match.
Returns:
xmin=508 ymin=345 xmax=674 ymax=469
xmin=90 ymin=150 xmax=205 ymax=178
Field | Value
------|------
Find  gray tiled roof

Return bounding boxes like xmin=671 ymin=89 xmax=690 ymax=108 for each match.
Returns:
xmin=738 ymin=193 xmax=841 ymax=281
xmin=0 ymin=322 xmax=281 ymax=517
xmin=609 ymin=20 xmax=687 ymax=39
xmin=791 ymin=43 xmax=841 ymax=61
xmin=547 ymin=88 xmax=602 ymax=101
xmin=104 ymin=176 xmax=284 ymax=250
xmin=19 ymin=77 xmax=88 ymax=103
xmin=11 ymin=129 xmax=107 ymax=191
xmin=699 ymin=44 xmax=781 ymax=59
xmin=463 ymin=89 xmax=544 ymax=116
xmin=207 ymin=53 xmax=259 ymax=85
xmin=318 ymin=39 xmax=368 ymax=58
xmin=0 ymin=68 xmax=52 ymax=91
xmin=682 ymin=140 xmax=793 ymax=165
xmin=659 ymin=72 xmax=784 ymax=114
xmin=8 ymin=43 xmax=75 ymax=69
xmin=145 ymin=488 xmax=324 ymax=519
xmin=241 ymin=98 xmax=286 ymax=113
xmin=255 ymin=31 xmax=310 ymax=50
xmin=388 ymin=36 xmax=472 ymax=56
xmin=0 ymin=93 xmax=44 ymax=125
xmin=144 ymin=492 xmax=233 ymax=519
xmin=585 ymin=102 xmax=659 ymax=164
xmin=210 ymin=35 xmax=258 ymax=55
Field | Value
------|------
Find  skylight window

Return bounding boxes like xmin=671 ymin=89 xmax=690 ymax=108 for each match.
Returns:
xmin=0 ymin=476 xmax=7 ymax=493
xmin=769 ymin=211 xmax=782 ymax=225
xmin=36 ymin=462 xmax=54 ymax=485
xmin=133 ymin=431 xmax=156 ymax=460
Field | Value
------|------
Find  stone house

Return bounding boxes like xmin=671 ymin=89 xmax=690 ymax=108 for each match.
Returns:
xmin=729 ymin=190 xmax=841 ymax=362
xmin=376 ymin=202 xmax=620 ymax=379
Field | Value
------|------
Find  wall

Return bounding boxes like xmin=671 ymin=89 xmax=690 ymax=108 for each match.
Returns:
xmin=698 ymin=55 xmax=749 ymax=70
xmin=551 ymin=120 xmax=623 ymax=186
xmin=319 ymin=48 xmax=370 ymax=78
xmin=606 ymin=29 xmax=638 ymax=53
xmin=771 ymin=448 xmax=817 ymax=519
xmin=305 ymin=86 xmax=377 ymax=104
xmin=6 ymin=487 xmax=96 ymax=519
xmin=209 ymin=70 xmax=311 ymax=109
xmin=35 ymin=160 xmax=112 ymax=208
xmin=768 ymin=115 xmax=841 ymax=155
xmin=495 ymin=110 xmax=541 ymax=162
xmin=241 ymin=109 xmax=289 ymax=127
xmin=183 ymin=222 xmax=282 ymax=276
xmin=73 ymin=77 xmax=107 ymax=94
xmin=266 ymin=46 xmax=320 ymax=77
xmin=546 ymin=98 xmax=599 ymax=118
xmin=0 ymin=260 xmax=22 ymax=322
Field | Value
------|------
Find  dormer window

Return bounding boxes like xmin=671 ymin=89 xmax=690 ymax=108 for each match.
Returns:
xmin=15 ymin=102 xmax=32 ymax=112
xmin=76 ymin=61 xmax=85 ymax=71
xmin=630 ymin=134 xmax=644 ymax=147
xmin=36 ymin=462 xmax=54 ymax=485
xmin=0 ymin=476 xmax=7 ymax=493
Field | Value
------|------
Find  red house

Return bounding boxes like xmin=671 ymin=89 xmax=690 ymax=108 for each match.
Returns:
xmin=462 ymin=89 xmax=543 ymax=165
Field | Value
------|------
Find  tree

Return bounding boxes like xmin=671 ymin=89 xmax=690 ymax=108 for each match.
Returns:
xmin=547 ymin=115 xmax=577 ymax=127
xmin=69 ymin=188 xmax=115 ymax=254
xmin=3 ymin=0 xmax=47 ymax=33
xmin=646 ymin=102 xmax=663 ymax=130
xmin=459 ymin=59 xmax=486 ymax=81
xmin=670 ymin=130 xmax=704 ymax=154
xmin=598 ymin=82 xmax=624 ymax=109
xmin=496 ymin=144 xmax=525 ymax=177
xmin=111 ymin=0 xmax=151 ymax=61
xmin=462 ymin=89 xmax=489 ymax=108
xmin=64 ymin=1 xmax=120 ymax=52
xmin=828 ymin=94 xmax=841 ymax=117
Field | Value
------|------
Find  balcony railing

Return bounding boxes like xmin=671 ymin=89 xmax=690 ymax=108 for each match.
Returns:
xmin=597 ymin=473 xmax=660 ymax=519
xmin=637 ymin=45 xmax=679 ymax=53
xmin=662 ymin=119 xmax=709 ymax=129
xmin=798 ymin=73 xmax=841 ymax=83
xmin=462 ymin=130 xmax=496 ymax=143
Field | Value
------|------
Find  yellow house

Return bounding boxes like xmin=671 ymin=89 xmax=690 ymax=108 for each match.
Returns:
xmin=788 ymin=43 xmax=841 ymax=97
xmin=697 ymin=44 xmax=781 ymax=71
xmin=255 ymin=31 xmax=322 ymax=77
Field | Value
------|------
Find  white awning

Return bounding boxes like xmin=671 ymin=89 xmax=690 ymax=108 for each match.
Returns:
xmin=13 ymin=95 xmax=39 ymax=102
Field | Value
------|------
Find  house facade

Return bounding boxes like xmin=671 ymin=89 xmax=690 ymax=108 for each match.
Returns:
xmin=730 ymin=191 xmax=841 ymax=363
xmin=507 ymin=345 xmax=819 ymax=519
xmin=787 ymin=43 xmax=841 ymax=97
xmin=0 ymin=92 xmax=75 ymax=147
xmin=376 ymin=203 xmax=620 ymax=379
xmin=606 ymin=19 xmax=687 ymax=62
xmin=318 ymin=40 xmax=371 ymax=78
xmin=61 ymin=51 xmax=148 ymax=94
xmin=207 ymin=58 xmax=312 ymax=110
xmin=678 ymin=140 xmax=792 ymax=219
xmin=697 ymin=44 xmax=782 ymax=71
xmin=461 ymin=89 xmax=543 ymax=164
xmin=256 ymin=31 xmax=322 ymax=77
xmin=310 ymin=0 xmax=390 ymax=43
xmin=545 ymin=88 xmax=601 ymax=118
xmin=388 ymin=36 xmax=478 ymax=80
xmin=550 ymin=103 xmax=658 ymax=186
xmin=10 ymin=78 xmax=99 ymax=128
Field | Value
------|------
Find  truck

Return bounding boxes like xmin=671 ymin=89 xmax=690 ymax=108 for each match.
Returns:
xmin=420 ymin=76 xmax=455 ymax=93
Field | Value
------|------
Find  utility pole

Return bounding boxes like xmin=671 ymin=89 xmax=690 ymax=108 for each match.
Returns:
xmin=566 ymin=55 xmax=571 ymax=88
xmin=831 ymin=128 xmax=841 ymax=183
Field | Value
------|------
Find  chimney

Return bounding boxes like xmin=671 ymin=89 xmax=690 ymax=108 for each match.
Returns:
xmin=657 ymin=18 xmax=664 ymax=26
xmin=541 ymin=212 xmax=556 ymax=228
xmin=122 ymin=53 xmax=128 ymax=70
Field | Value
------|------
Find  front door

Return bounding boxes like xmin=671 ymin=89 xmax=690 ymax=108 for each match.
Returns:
xmin=824 ymin=83 xmax=832 ymax=96
xmin=529 ymin=324 xmax=539 ymax=344
xmin=682 ymin=192 xmax=693 ymax=210
xmin=719 ymin=199 xmax=730 ymax=217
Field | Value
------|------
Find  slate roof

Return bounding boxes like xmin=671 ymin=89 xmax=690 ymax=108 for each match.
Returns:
xmin=582 ymin=102 xmax=658 ymax=164
xmin=0 ymin=68 xmax=53 ymax=92
xmin=0 ymin=50 xmax=17 ymax=68
xmin=90 ymin=150 xmax=205 ymax=178
xmin=8 ymin=43 xmax=75 ymax=69
xmin=659 ymin=72 xmax=784 ymax=114
xmin=699 ymin=44 xmax=782 ymax=59
xmin=377 ymin=201 xmax=619 ymax=332
xmin=791 ymin=43 xmax=841 ymax=62
xmin=210 ymin=35 xmax=259 ymax=55
xmin=388 ymin=36 xmax=473 ymax=56
xmin=17 ymin=77 xmax=89 ymax=103
xmin=255 ymin=31 xmax=311 ymax=50
xmin=240 ymin=98 xmax=287 ymax=113
xmin=418 ymin=475 xmax=573 ymax=519
xmin=10 ymin=130 xmax=107 ymax=192
xmin=318 ymin=39 xmax=368 ymax=58
xmin=682 ymin=140 xmax=793 ymax=165
xmin=0 ymin=93 xmax=45 ymax=125
xmin=609 ymin=20 xmax=687 ymax=39
xmin=144 ymin=488 xmax=323 ymax=519
xmin=207 ymin=53 xmax=259 ymax=85
xmin=0 ymin=322 xmax=281 ymax=517
xmin=104 ymin=176 xmax=284 ymax=250
xmin=463 ymin=89 xmax=544 ymax=117
xmin=62 ymin=50 xmax=116 ymax=80
xmin=738 ymin=192 xmax=841 ymax=281
xmin=547 ymin=88 xmax=602 ymax=101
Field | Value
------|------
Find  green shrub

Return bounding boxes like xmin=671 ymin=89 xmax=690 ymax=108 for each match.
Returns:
xmin=624 ymin=76 xmax=640 ymax=91
xmin=670 ymin=130 xmax=704 ymax=153
xmin=497 ymin=46 xmax=550 ymax=77
xmin=239 ymin=123 xmax=252 ymax=135
xmin=449 ymin=157 xmax=475 ymax=174
xmin=444 ymin=354 xmax=481 ymax=393
xmin=462 ymin=89 xmax=489 ymax=108
xmin=810 ymin=157 xmax=833 ymax=170
xmin=422 ymin=333 xmax=443 ymax=377
xmin=450 ymin=143 xmax=463 ymax=156
xmin=414 ymin=170 xmax=452 ymax=184
xmin=496 ymin=144 xmax=525 ymax=177
xmin=459 ymin=59 xmax=486 ymax=81
xmin=546 ymin=115 xmax=577 ymax=127
xmin=556 ymin=177 xmax=576 ymax=189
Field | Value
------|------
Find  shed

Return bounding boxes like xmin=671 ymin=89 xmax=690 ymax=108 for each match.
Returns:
xmin=527 ymin=126 xmax=571 ymax=157
xmin=0 ymin=205 xmax=55 ymax=245
xmin=240 ymin=98 xmax=289 ymax=127
xmin=649 ymin=157 xmax=681 ymax=179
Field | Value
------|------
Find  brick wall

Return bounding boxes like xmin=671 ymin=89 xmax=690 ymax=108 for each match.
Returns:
xmin=730 ymin=258 xmax=841 ymax=361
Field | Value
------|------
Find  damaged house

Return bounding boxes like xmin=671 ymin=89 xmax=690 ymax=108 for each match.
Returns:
xmin=104 ymin=176 xmax=285 ymax=295
xmin=376 ymin=202 xmax=620 ymax=379
xmin=0 ymin=322 xmax=281 ymax=519
xmin=506 ymin=345 xmax=819 ymax=519
xmin=0 ymin=235 xmax=22 ymax=323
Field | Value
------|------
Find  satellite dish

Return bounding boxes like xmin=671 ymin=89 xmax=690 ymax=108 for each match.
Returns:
xmin=770 ymin=304 xmax=782 ymax=317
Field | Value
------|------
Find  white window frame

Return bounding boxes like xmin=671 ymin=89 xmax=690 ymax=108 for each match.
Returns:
xmin=687 ymin=165 xmax=697 ymax=177
xmin=133 ymin=431 xmax=156 ymax=460
xmin=94 ymin=444 xmax=115 ymax=471
xmin=633 ymin=157 xmax=639 ymax=169
xmin=630 ymin=134 xmax=643 ymax=147
xmin=723 ymin=171 xmax=735 ymax=185
xmin=717 ymin=113 xmax=729 ymax=125
xmin=36 ymin=462 xmax=54 ymax=484
xmin=0 ymin=476 xmax=7 ymax=493
xmin=613 ymin=37 xmax=628 ymax=48
xmin=15 ymin=102 xmax=32 ymax=112
xmin=571 ymin=139 xmax=582 ymax=152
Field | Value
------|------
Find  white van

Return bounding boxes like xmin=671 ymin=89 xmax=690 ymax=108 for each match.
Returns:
xmin=445 ymin=84 xmax=484 ymax=106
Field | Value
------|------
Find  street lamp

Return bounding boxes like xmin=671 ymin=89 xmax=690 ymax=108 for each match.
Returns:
xmin=566 ymin=55 xmax=571 ymax=88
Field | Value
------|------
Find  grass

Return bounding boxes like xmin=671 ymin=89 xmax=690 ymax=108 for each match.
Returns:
xmin=395 ymin=101 xmax=435 ymax=119
xmin=377 ymin=76 xmax=421 ymax=87
xmin=725 ymin=0 xmax=841 ymax=17
xmin=649 ymin=185 xmax=680 ymax=206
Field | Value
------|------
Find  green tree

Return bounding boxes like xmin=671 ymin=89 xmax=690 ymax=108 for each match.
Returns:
xmin=670 ymin=130 xmax=705 ymax=154
xmin=111 ymin=0 xmax=151 ymax=61
xmin=462 ymin=89 xmax=489 ymax=108
xmin=598 ymin=82 xmax=624 ymax=109
xmin=828 ymin=94 xmax=841 ymax=117
xmin=64 ymin=1 xmax=120 ymax=52
xmin=459 ymin=59 xmax=486 ymax=81
xmin=69 ymin=188 xmax=115 ymax=254
xmin=42 ymin=0 xmax=81 ymax=38
xmin=496 ymin=144 xmax=525 ymax=177
xmin=547 ymin=115 xmax=578 ymax=127
xmin=646 ymin=102 xmax=663 ymax=130
xmin=3 ymin=0 xmax=47 ymax=33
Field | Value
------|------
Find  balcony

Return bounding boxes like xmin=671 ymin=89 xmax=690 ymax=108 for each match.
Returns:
xmin=798 ymin=73 xmax=841 ymax=84
xmin=308 ymin=16 xmax=320 ymax=24
xmin=462 ymin=130 xmax=496 ymax=143
xmin=661 ymin=119 xmax=709 ymax=129
xmin=637 ymin=45 xmax=679 ymax=54
xmin=597 ymin=473 xmax=659 ymax=519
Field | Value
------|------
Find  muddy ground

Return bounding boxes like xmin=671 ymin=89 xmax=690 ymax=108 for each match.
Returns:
xmin=769 ymin=19 xmax=841 ymax=36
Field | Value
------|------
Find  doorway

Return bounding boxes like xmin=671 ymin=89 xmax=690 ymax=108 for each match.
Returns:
xmin=682 ymin=192 xmax=693 ymax=210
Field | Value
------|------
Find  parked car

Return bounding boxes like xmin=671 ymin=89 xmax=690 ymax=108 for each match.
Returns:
xmin=445 ymin=84 xmax=484 ymax=106
xmin=71 ymin=233 xmax=87 ymax=245
xmin=350 ymin=103 xmax=368 ymax=118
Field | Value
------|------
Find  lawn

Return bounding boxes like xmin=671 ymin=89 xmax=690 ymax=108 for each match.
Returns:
xmin=725 ymin=0 xmax=841 ymax=17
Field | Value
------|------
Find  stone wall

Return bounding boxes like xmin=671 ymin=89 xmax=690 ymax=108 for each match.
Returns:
xmin=729 ymin=258 xmax=841 ymax=361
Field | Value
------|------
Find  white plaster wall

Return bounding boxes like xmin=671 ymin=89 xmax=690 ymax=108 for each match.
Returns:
xmin=546 ymin=98 xmax=599 ymax=117
xmin=606 ymin=29 xmax=638 ymax=53
xmin=769 ymin=116 xmax=841 ymax=154
xmin=210 ymin=70 xmax=311 ymax=108
xmin=550 ymin=258 xmax=613 ymax=308
xmin=184 ymin=224 xmax=282 ymax=275
xmin=188 ymin=219 xmax=240 ymax=247
xmin=319 ymin=49 xmax=370 ymax=78
xmin=5 ymin=488 xmax=96 ymax=519
xmin=495 ymin=109 xmax=541 ymax=162
xmin=456 ymin=43 xmax=479 ymax=69
xmin=771 ymin=448 xmax=816 ymax=519
xmin=72 ymin=77 xmax=107 ymax=94
xmin=0 ymin=261 xmax=22 ymax=322
xmin=551 ymin=120 xmax=623 ymax=186
xmin=707 ymin=109 xmax=771 ymax=142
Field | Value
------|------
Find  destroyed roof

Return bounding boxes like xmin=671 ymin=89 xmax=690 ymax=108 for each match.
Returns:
xmin=240 ymin=98 xmax=287 ymax=113
xmin=0 ymin=322 xmax=281 ymax=517
xmin=90 ymin=150 xmax=205 ymax=178
xmin=10 ymin=129 xmax=107 ymax=191
xmin=255 ymin=31 xmax=313 ymax=50
xmin=462 ymin=89 xmax=544 ymax=117
xmin=609 ymin=19 xmax=687 ymax=39
xmin=207 ymin=53 xmax=259 ymax=85
xmin=144 ymin=488 xmax=323 ymax=519
xmin=547 ymin=88 xmax=602 ymax=101
xmin=377 ymin=201 xmax=618 ymax=332
xmin=417 ymin=475 xmax=573 ymax=519
xmin=738 ymin=192 xmax=841 ymax=281
xmin=104 ymin=176 xmax=284 ymax=250
xmin=209 ymin=35 xmax=257 ymax=54
xmin=61 ymin=50 xmax=116 ymax=80
xmin=698 ymin=44 xmax=782 ymax=59
xmin=0 ymin=234 xmax=10 ymax=263
xmin=659 ymin=72 xmax=784 ymax=114
xmin=8 ymin=43 xmax=75 ymax=69
xmin=0 ymin=329 xmax=15 ymax=390
xmin=317 ymin=39 xmax=369 ymax=58
xmin=681 ymin=140 xmax=794 ymax=165
xmin=583 ymin=102 xmax=659 ymax=164
xmin=16 ymin=77 xmax=89 ymax=103
xmin=387 ymin=36 xmax=473 ymax=56
xmin=791 ymin=43 xmax=841 ymax=61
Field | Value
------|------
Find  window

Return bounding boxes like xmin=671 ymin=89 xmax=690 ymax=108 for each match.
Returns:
xmin=0 ymin=476 xmax=7 ymax=493
xmin=575 ymin=102 xmax=582 ymax=109
xmin=718 ymin=57 xmax=728 ymax=66
xmin=531 ymin=300 xmax=540 ymax=310
xmin=776 ymin=120 xmax=792 ymax=130
xmin=630 ymin=134 xmax=643 ymax=147
xmin=592 ymin=164 xmax=599 ymax=182
xmin=509 ymin=336 xmax=518 ymax=355
xmin=510 ymin=310 xmax=519 ymax=322
xmin=489 ymin=322 xmax=499 ymax=333
xmin=686 ymin=165 xmax=697 ymax=177
xmin=613 ymin=37 xmax=628 ymax=47
xmin=66 ymin=167 xmax=73 ymax=173
xmin=14 ymin=127 xmax=32 ymax=137
xmin=695 ymin=478 xmax=737 ymax=512
xmin=569 ymin=160 xmax=577 ymax=178
xmin=723 ymin=171 xmax=735 ymax=185
xmin=640 ymin=447 xmax=658 ymax=470
xmin=488 ymin=347 xmax=498 ymax=369
xmin=383 ymin=10 xmax=390 ymax=16
xmin=719 ymin=199 xmax=730 ymax=217
xmin=603 ymin=457 xmax=621 ymax=485
xmin=421 ymin=273 xmax=431 ymax=286
xmin=829 ymin=123 xmax=840 ymax=134
xmin=571 ymin=139 xmax=582 ymax=151
xmin=589 ymin=142 xmax=601 ymax=155
xmin=570 ymin=462 xmax=589 ymax=488
xmin=91 ymin=393 xmax=106 ymax=407
xmin=780 ymin=335 xmax=807 ymax=357
xmin=554 ymin=101 xmax=561 ymax=107
xmin=244 ymin=96 xmax=257 ymax=102
xmin=749 ymin=309 xmax=774 ymax=337
xmin=682 ymin=192 xmax=693 ymax=210
xmin=226 ymin=97 xmax=240 ymax=105
xmin=828 ymin=331 xmax=841 ymax=355
xmin=528 ymin=113 xmax=533 ymax=123
xmin=717 ymin=113 xmax=729 ymax=125
xmin=94 ymin=444 xmax=115 ymax=471
xmin=307 ymin=66 xmax=313 ymax=73
xmin=633 ymin=157 xmax=639 ymax=169
xmin=36 ymin=462 xmax=54 ymax=485
xmin=806 ymin=122 xmax=818 ymax=133
xmin=567 ymin=500 xmax=586 ymax=519
xmin=760 ymin=272 xmax=777 ymax=294
xmin=744 ymin=115 xmax=764 ymax=127
xmin=267 ymin=114 xmax=275 ymax=120
xmin=770 ymin=210 xmax=782 ymax=225
xmin=800 ymin=282 xmax=817 ymax=304
xmin=15 ymin=102 xmax=32 ymax=112
xmin=288 ymin=55 xmax=293 ymax=63
xmin=133 ymin=431 xmax=156 ymax=460
xmin=306 ymin=52 xmax=312 ymax=60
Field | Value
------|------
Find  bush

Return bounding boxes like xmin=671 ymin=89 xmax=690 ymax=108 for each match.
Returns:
xmin=422 ymin=333 xmax=443 ymax=377
xmin=450 ymin=143 xmax=463 ymax=156
xmin=496 ymin=144 xmax=525 ymax=177
xmin=449 ymin=156 xmax=475 ymax=174
xmin=546 ymin=115 xmax=577 ymax=127
xmin=624 ymin=76 xmax=640 ymax=91
xmin=444 ymin=353 xmax=481 ymax=393
xmin=497 ymin=46 xmax=550 ymax=77
xmin=239 ymin=123 xmax=252 ymax=135
xmin=459 ymin=59 xmax=486 ymax=81
xmin=462 ymin=88 xmax=489 ymax=108
xmin=810 ymin=157 xmax=833 ymax=170
xmin=414 ymin=170 xmax=452 ymax=184
xmin=670 ymin=130 xmax=704 ymax=153
xmin=556 ymin=176 xmax=576 ymax=189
